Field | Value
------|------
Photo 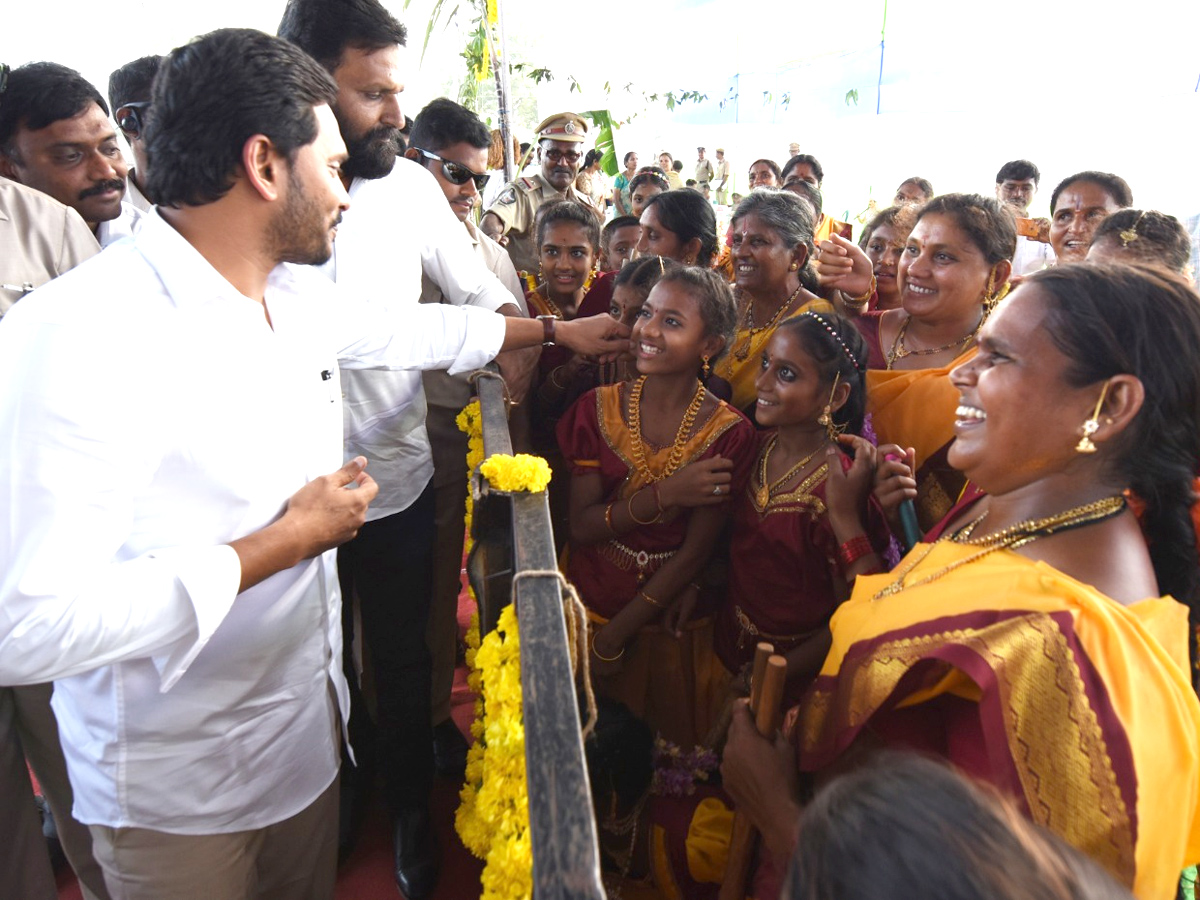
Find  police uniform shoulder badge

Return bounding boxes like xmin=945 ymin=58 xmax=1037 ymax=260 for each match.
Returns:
xmin=495 ymin=186 xmax=517 ymax=206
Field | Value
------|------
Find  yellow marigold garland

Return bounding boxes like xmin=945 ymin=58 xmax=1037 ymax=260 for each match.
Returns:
xmin=454 ymin=400 xmax=555 ymax=900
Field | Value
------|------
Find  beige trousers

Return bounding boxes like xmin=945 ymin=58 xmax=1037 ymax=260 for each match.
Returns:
xmin=89 ymin=777 xmax=338 ymax=900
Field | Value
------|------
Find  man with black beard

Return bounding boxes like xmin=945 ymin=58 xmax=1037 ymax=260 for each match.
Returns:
xmin=278 ymin=1 xmax=537 ymax=897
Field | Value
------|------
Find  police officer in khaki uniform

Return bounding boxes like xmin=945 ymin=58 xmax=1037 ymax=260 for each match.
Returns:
xmin=481 ymin=112 xmax=601 ymax=278
xmin=694 ymin=146 xmax=714 ymax=196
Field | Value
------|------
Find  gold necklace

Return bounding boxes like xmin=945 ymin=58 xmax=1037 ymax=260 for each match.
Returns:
xmin=872 ymin=495 xmax=1127 ymax=601
xmin=755 ymin=433 xmax=827 ymax=508
xmin=627 ymin=376 xmax=708 ymax=482
xmin=885 ymin=311 xmax=984 ymax=370
xmin=733 ymin=284 xmax=804 ymax=361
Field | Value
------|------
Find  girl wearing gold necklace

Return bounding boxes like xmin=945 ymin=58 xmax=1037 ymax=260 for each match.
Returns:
xmin=556 ymin=268 xmax=757 ymax=748
xmin=713 ymin=312 xmax=890 ymax=707
xmin=711 ymin=191 xmax=833 ymax=414
xmin=721 ymin=265 xmax=1200 ymax=899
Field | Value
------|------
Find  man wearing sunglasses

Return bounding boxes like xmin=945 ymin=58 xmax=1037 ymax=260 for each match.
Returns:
xmin=480 ymin=111 xmax=601 ymax=277
xmin=278 ymin=2 xmax=540 ymax=895
xmin=107 ymin=55 xmax=162 ymax=213
xmin=0 ymin=62 xmax=141 ymax=247
xmin=403 ymin=97 xmax=524 ymax=793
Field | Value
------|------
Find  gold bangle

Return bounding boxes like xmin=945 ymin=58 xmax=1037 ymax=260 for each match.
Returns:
xmin=845 ymin=273 xmax=877 ymax=305
xmin=604 ymin=502 xmax=616 ymax=535
xmin=590 ymin=631 xmax=625 ymax=661
xmin=628 ymin=487 xmax=662 ymax=526
xmin=637 ymin=589 xmax=664 ymax=608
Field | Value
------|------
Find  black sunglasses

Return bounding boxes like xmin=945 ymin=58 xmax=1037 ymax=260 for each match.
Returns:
xmin=116 ymin=102 xmax=151 ymax=139
xmin=413 ymin=148 xmax=489 ymax=190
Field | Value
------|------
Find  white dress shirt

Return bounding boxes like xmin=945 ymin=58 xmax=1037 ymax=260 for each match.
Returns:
xmin=0 ymin=211 xmax=504 ymax=834
xmin=323 ymin=158 xmax=517 ymax=520
xmin=95 ymin=200 xmax=144 ymax=248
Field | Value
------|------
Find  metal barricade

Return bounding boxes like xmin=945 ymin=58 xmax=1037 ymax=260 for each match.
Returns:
xmin=466 ymin=365 xmax=606 ymax=900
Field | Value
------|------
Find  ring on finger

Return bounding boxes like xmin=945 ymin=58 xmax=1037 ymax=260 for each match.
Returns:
xmin=712 ymin=485 xmax=722 ymax=496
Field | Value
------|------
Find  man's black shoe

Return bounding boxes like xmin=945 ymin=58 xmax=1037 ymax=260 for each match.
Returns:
xmin=393 ymin=807 xmax=438 ymax=899
xmin=432 ymin=718 xmax=469 ymax=778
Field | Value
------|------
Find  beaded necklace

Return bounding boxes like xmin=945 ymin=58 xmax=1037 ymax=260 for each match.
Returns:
xmin=872 ymin=495 xmax=1127 ymax=601
xmin=885 ymin=311 xmax=984 ymax=370
xmin=627 ymin=376 xmax=707 ymax=482
xmin=732 ymin=284 xmax=805 ymax=361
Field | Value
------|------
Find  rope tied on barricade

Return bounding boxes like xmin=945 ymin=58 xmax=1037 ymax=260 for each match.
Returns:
xmin=510 ymin=568 xmax=599 ymax=741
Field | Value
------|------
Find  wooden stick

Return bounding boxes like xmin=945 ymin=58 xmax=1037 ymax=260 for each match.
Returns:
xmin=718 ymin=655 xmax=787 ymax=900
xmin=749 ymin=642 xmax=773 ymax=709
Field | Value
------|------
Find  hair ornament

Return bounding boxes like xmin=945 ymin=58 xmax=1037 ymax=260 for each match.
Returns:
xmin=1119 ymin=211 xmax=1148 ymax=248
xmin=800 ymin=311 xmax=862 ymax=372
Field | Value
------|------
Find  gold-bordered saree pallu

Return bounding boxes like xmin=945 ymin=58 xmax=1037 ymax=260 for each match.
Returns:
xmin=865 ymin=347 xmax=973 ymax=534
xmin=795 ymin=542 xmax=1200 ymax=900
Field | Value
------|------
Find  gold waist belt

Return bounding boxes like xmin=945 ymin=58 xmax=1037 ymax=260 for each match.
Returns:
xmin=734 ymin=605 xmax=814 ymax=650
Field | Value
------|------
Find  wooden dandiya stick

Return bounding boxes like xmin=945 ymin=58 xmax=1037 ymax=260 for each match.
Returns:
xmin=718 ymin=653 xmax=787 ymax=900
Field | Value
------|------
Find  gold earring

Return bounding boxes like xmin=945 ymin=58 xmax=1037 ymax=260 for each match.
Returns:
xmin=701 ymin=355 xmax=711 ymax=380
xmin=817 ymin=373 xmax=843 ymax=441
xmin=789 ymin=262 xmax=798 ymax=271
xmin=1075 ymin=381 xmax=1111 ymax=453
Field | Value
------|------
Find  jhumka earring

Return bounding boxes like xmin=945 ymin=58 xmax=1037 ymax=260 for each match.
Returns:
xmin=701 ymin=354 xmax=711 ymax=380
xmin=817 ymin=373 xmax=842 ymax=441
xmin=1075 ymin=381 xmax=1112 ymax=453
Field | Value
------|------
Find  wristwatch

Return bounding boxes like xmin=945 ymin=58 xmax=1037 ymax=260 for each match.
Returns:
xmin=537 ymin=314 xmax=557 ymax=346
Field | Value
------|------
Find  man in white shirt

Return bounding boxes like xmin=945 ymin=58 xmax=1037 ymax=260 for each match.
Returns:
xmin=107 ymin=55 xmax=162 ymax=214
xmin=277 ymin=3 xmax=536 ymax=894
xmin=0 ymin=28 xmax=625 ymax=900
xmin=405 ymin=98 xmax=525 ymax=783
xmin=0 ymin=62 xmax=140 ymax=246
xmin=995 ymin=158 xmax=1054 ymax=276
xmin=0 ymin=178 xmax=108 ymax=900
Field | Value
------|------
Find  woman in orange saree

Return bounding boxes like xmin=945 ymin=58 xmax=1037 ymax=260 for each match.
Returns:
xmin=721 ymin=264 xmax=1200 ymax=900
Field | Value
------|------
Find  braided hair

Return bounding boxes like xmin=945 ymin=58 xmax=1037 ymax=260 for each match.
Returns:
xmin=774 ymin=311 xmax=870 ymax=437
xmin=1031 ymin=263 xmax=1200 ymax=685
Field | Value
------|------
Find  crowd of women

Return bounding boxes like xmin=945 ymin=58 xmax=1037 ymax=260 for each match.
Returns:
xmin=510 ymin=152 xmax=1200 ymax=899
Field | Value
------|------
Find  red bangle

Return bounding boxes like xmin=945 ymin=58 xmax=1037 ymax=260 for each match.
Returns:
xmin=838 ymin=535 xmax=874 ymax=569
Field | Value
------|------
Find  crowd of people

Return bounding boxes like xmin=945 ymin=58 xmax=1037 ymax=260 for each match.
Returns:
xmin=2 ymin=1 xmax=1200 ymax=899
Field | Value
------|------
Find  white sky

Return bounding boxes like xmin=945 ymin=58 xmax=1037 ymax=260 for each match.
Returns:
xmin=5 ymin=0 xmax=1199 ymax=220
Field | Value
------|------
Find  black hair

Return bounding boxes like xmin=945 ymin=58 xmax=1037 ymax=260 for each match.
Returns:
xmin=277 ymin=0 xmax=407 ymax=72
xmin=1031 ymin=263 xmax=1200 ymax=684
xmin=535 ymin=200 xmax=600 ymax=252
xmin=781 ymin=153 xmax=824 ymax=186
xmin=642 ymin=190 xmax=719 ymax=267
xmin=107 ymin=55 xmax=163 ymax=113
xmin=602 ymin=215 xmax=640 ymax=248
xmin=1090 ymin=210 xmax=1192 ymax=275
xmin=629 ymin=167 xmax=670 ymax=195
xmin=1049 ymin=171 xmax=1133 ymax=215
xmin=784 ymin=179 xmax=824 ymax=217
xmin=915 ymin=193 xmax=1016 ymax=266
xmin=786 ymin=752 xmax=1135 ymax=900
xmin=0 ymin=62 xmax=108 ymax=158
xmin=613 ymin=255 xmax=681 ymax=310
xmin=749 ymin=158 xmax=782 ymax=184
xmin=623 ymin=150 xmax=637 ymax=165
xmin=995 ymin=159 xmax=1040 ymax=186
xmin=407 ymin=97 xmax=489 ymax=153
xmin=145 ymin=28 xmax=338 ymax=208
xmin=655 ymin=267 xmax=738 ymax=358
xmin=732 ymin=190 xmax=821 ymax=294
xmin=658 ymin=151 xmax=674 ymax=164
xmin=583 ymin=147 xmax=603 ymax=169
xmin=672 ymin=159 xmax=683 ymax=173
xmin=776 ymin=311 xmax=869 ymax=436
xmin=858 ymin=204 xmax=919 ymax=251
xmin=897 ymin=176 xmax=934 ymax=200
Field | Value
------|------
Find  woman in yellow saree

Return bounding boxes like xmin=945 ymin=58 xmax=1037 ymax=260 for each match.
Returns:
xmin=721 ymin=264 xmax=1200 ymax=900
xmin=711 ymin=191 xmax=833 ymax=415
xmin=851 ymin=194 xmax=1015 ymax=531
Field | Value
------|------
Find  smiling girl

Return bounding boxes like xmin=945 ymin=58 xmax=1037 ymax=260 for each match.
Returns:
xmin=557 ymin=267 xmax=756 ymax=746
xmin=714 ymin=312 xmax=890 ymax=705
